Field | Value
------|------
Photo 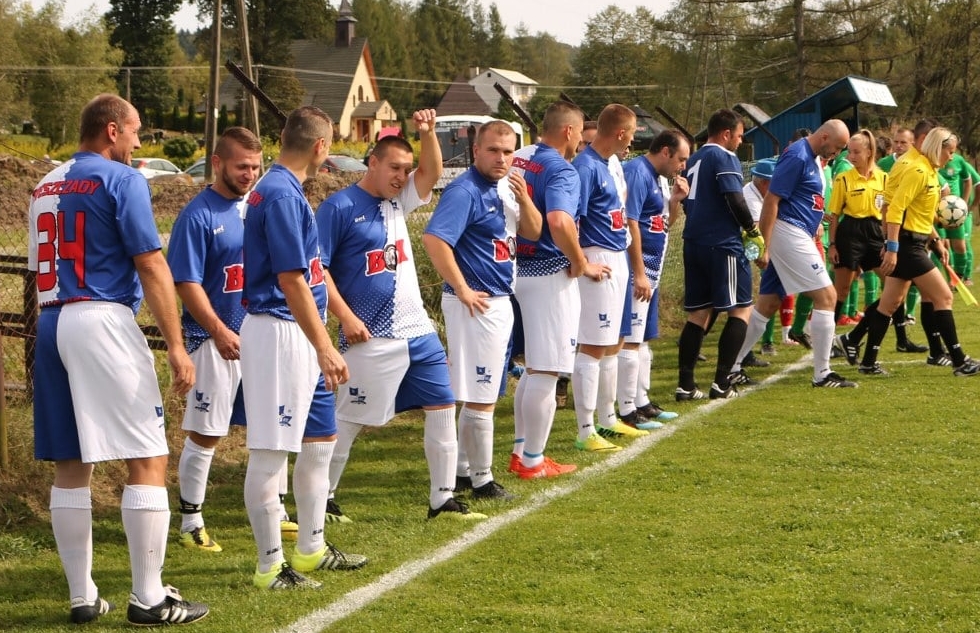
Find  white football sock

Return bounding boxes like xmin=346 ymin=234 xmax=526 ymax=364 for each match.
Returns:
xmin=734 ymin=308 xmax=770 ymax=372
xmin=616 ymin=348 xmax=639 ymax=416
xmin=424 ymin=407 xmax=457 ymax=509
xmin=811 ymin=308 xmax=836 ymax=381
xmin=327 ymin=419 xmax=362 ymax=499
xmin=572 ymin=352 xmax=601 ymax=441
xmin=459 ymin=406 xmax=495 ymax=488
xmin=596 ymin=355 xmax=618 ymax=429
xmin=51 ymin=486 xmax=97 ymax=603
xmin=293 ymin=440 xmax=334 ymax=556
xmin=177 ymin=437 xmax=214 ymax=532
xmin=511 ymin=372 xmax=528 ymax=458
xmin=277 ymin=459 xmax=290 ymax=521
xmin=121 ymin=485 xmax=169 ymax=608
xmin=519 ymin=373 xmax=558 ymax=468
xmin=635 ymin=344 xmax=652 ymax=407
xmin=245 ymin=449 xmax=288 ymax=573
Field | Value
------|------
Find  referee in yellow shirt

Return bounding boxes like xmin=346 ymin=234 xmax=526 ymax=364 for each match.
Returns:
xmin=852 ymin=126 xmax=979 ymax=376
xmin=831 ymin=130 xmax=926 ymax=368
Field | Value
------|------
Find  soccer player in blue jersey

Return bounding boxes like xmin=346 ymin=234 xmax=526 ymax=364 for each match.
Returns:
xmin=509 ymin=101 xmax=608 ymax=478
xmin=422 ymin=120 xmax=542 ymax=501
xmin=570 ymin=104 xmax=645 ymax=452
xmin=28 ymin=93 xmax=208 ymax=625
xmin=735 ymin=119 xmax=857 ymax=388
xmin=676 ymin=109 xmax=764 ymax=400
xmin=167 ymin=127 xmax=263 ymax=553
xmin=617 ymin=130 xmax=690 ymax=428
xmin=241 ymin=106 xmax=367 ymax=591
xmin=317 ymin=109 xmax=485 ymax=521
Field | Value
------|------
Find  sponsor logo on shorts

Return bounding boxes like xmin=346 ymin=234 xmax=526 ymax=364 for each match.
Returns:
xmin=476 ymin=366 xmax=493 ymax=384
xmin=278 ymin=405 xmax=293 ymax=427
xmin=598 ymin=313 xmax=610 ymax=328
xmin=348 ymin=387 xmax=367 ymax=405
xmin=194 ymin=390 xmax=212 ymax=413
xmin=155 ymin=406 xmax=164 ymax=417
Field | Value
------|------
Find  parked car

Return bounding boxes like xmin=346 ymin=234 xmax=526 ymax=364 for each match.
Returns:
xmin=131 ymin=157 xmax=182 ymax=179
xmin=320 ymin=154 xmax=368 ymax=174
xmin=183 ymin=157 xmax=207 ymax=184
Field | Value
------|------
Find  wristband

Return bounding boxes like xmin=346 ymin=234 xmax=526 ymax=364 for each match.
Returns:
xmin=885 ymin=240 xmax=899 ymax=253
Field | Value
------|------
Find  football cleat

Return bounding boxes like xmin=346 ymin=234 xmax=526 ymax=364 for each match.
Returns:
xmin=834 ymin=334 xmax=861 ymax=366
xmin=253 ymin=562 xmax=321 ymax=590
xmin=515 ymin=457 xmax=577 ymax=479
xmin=574 ymin=432 xmax=622 ymax=453
xmin=69 ymin=595 xmax=114 ymax=624
xmin=619 ymin=410 xmax=663 ymax=431
xmin=727 ymin=369 xmax=756 ymax=386
xmin=127 ymin=585 xmax=209 ymax=625
xmin=596 ymin=421 xmax=649 ymax=439
xmin=508 ymin=453 xmax=521 ymax=473
xmin=787 ymin=330 xmax=813 ymax=349
xmin=953 ymin=357 xmax=980 ymax=377
xmin=290 ymin=542 xmax=368 ymax=571
xmin=325 ymin=499 xmax=353 ymax=524
xmin=427 ymin=497 xmax=487 ymax=521
xmin=471 ymin=480 xmax=516 ymax=501
xmin=896 ymin=340 xmax=928 ymax=353
xmin=927 ymin=354 xmax=953 ymax=367
xmin=179 ymin=526 xmax=222 ymax=552
xmin=675 ymin=386 xmax=706 ymax=401
xmin=708 ymin=382 xmax=739 ymax=399
xmin=858 ymin=362 xmax=888 ymax=375
xmin=812 ymin=371 xmax=858 ymax=388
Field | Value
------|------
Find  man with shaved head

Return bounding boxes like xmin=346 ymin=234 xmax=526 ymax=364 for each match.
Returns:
xmin=732 ymin=119 xmax=859 ymax=388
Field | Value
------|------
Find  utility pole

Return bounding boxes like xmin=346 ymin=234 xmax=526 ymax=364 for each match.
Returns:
xmin=204 ymin=0 xmax=222 ymax=182
xmin=235 ymin=0 xmax=260 ymax=139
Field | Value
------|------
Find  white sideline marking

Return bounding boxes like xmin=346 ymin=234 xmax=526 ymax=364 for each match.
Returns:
xmin=280 ymin=356 xmax=814 ymax=633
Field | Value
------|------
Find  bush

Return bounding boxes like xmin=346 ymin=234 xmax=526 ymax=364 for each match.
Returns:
xmin=163 ymin=136 xmax=198 ymax=167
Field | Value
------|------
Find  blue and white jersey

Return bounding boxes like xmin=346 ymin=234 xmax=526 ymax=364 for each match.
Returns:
xmin=769 ymin=138 xmax=826 ymax=236
xmin=242 ymin=164 xmax=326 ymax=321
xmin=624 ymin=156 xmax=669 ymax=283
xmin=424 ymin=166 xmax=519 ymax=297
xmin=681 ymin=143 xmax=744 ymax=248
xmin=511 ymin=143 xmax=581 ymax=277
xmin=317 ymin=172 xmax=432 ymax=344
xmin=167 ymin=187 xmax=247 ymax=353
xmin=28 ymin=152 xmax=160 ymax=313
xmin=574 ymin=145 xmax=628 ymax=252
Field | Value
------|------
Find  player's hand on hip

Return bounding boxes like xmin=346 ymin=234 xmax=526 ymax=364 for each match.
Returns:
xmin=459 ymin=287 xmax=490 ymax=317
xmin=633 ymin=276 xmax=652 ymax=301
xmin=582 ymin=261 xmax=611 ymax=282
xmin=167 ymin=348 xmax=196 ymax=396
xmin=214 ymin=327 xmax=241 ymax=361
xmin=341 ymin=317 xmax=371 ymax=345
xmin=318 ymin=348 xmax=349 ymax=390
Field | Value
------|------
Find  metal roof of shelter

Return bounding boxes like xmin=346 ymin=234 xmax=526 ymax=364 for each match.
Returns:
xmin=742 ymin=75 xmax=896 ymax=159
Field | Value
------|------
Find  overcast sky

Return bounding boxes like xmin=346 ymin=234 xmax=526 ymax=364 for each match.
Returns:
xmin=30 ymin=0 xmax=674 ymax=46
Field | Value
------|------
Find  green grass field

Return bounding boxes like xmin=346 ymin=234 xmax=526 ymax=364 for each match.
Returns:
xmin=3 ymin=302 xmax=980 ymax=631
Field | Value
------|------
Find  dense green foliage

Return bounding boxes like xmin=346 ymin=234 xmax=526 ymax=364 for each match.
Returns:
xmin=2 ymin=0 xmax=980 ymax=153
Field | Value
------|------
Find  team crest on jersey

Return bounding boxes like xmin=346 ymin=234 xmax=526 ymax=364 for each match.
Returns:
xmin=223 ymin=263 xmax=244 ymax=293
xmin=247 ymin=190 xmax=264 ymax=206
xmin=648 ymin=215 xmax=665 ymax=233
xmin=278 ymin=405 xmax=293 ymax=427
xmin=348 ymin=387 xmax=367 ymax=405
xmin=610 ymin=209 xmax=626 ymax=230
xmin=811 ymin=194 xmax=825 ymax=212
xmin=493 ymin=237 xmax=517 ymax=262
xmin=365 ymin=239 xmax=408 ymax=275
xmin=194 ymin=391 xmax=212 ymax=413
xmin=308 ymin=256 xmax=325 ymax=287
xmin=475 ymin=366 xmax=493 ymax=384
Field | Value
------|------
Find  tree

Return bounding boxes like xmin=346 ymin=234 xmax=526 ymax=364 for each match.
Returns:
xmin=16 ymin=5 xmax=121 ymax=145
xmin=485 ymin=3 xmax=512 ymax=68
xmin=351 ymin=0 xmax=420 ymax=119
xmin=106 ymin=0 xmax=182 ymax=122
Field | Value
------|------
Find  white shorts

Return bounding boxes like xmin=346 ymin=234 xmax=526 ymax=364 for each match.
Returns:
xmin=337 ymin=337 xmax=411 ymax=426
xmin=240 ymin=314 xmax=319 ymax=452
xmin=57 ymin=302 xmax=167 ymax=462
xmin=182 ymin=339 xmax=242 ymax=436
xmin=769 ymin=219 xmax=833 ymax=295
xmin=577 ymin=247 xmax=629 ymax=346
xmin=514 ymin=272 xmax=580 ymax=373
xmin=443 ymin=294 xmax=513 ymax=404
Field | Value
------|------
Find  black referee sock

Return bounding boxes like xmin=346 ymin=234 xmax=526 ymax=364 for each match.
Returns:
xmin=861 ymin=308 xmax=891 ymax=367
xmin=834 ymin=300 xmax=844 ymax=324
xmin=891 ymin=304 xmax=909 ymax=346
xmin=678 ymin=321 xmax=706 ymax=390
xmin=919 ymin=302 xmax=945 ymax=357
xmin=933 ymin=309 xmax=967 ymax=366
xmin=849 ymin=299 xmax=878 ymax=344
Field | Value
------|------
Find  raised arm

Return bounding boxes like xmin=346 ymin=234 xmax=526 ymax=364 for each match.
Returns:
xmin=411 ymin=109 xmax=443 ymax=198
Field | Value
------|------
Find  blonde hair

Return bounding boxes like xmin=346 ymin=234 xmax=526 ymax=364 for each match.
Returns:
xmin=920 ymin=127 xmax=953 ymax=167
xmin=850 ymin=128 xmax=876 ymax=163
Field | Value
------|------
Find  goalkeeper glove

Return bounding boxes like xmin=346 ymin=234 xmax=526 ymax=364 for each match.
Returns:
xmin=742 ymin=226 xmax=765 ymax=259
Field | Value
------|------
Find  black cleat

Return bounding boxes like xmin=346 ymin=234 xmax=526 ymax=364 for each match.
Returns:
xmin=834 ymin=334 xmax=862 ymax=366
xmin=788 ymin=330 xmax=813 ymax=349
xmin=812 ymin=371 xmax=858 ymax=388
xmin=953 ymin=358 xmax=980 ymax=377
xmin=325 ymin=498 xmax=353 ymax=524
xmin=927 ymin=354 xmax=953 ymax=367
xmin=427 ymin=497 xmax=487 ymax=521
xmin=471 ymin=480 xmax=516 ymax=501
xmin=675 ymin=386 xmax=706 ymax=401
xmin=127 ymin=586 xmax=208 ymax=626
xmin=896 ymin=340 xmax=928 ymax=353
xmin=727 ymin=369 xmax=756 ymax=386
xmin=858 ymin=362 xmax=888 ymax=375
xmin=69 ymin=595 xmax=114 ymax=624
xmin=708 ymin=382 xmax=739 ymax=399
xmin=741 ymin=351 xmax=770 ymax=368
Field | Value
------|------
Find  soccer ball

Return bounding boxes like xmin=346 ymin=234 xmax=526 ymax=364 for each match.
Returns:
xmin=936 ymin=195 xmax=968 ymax=229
